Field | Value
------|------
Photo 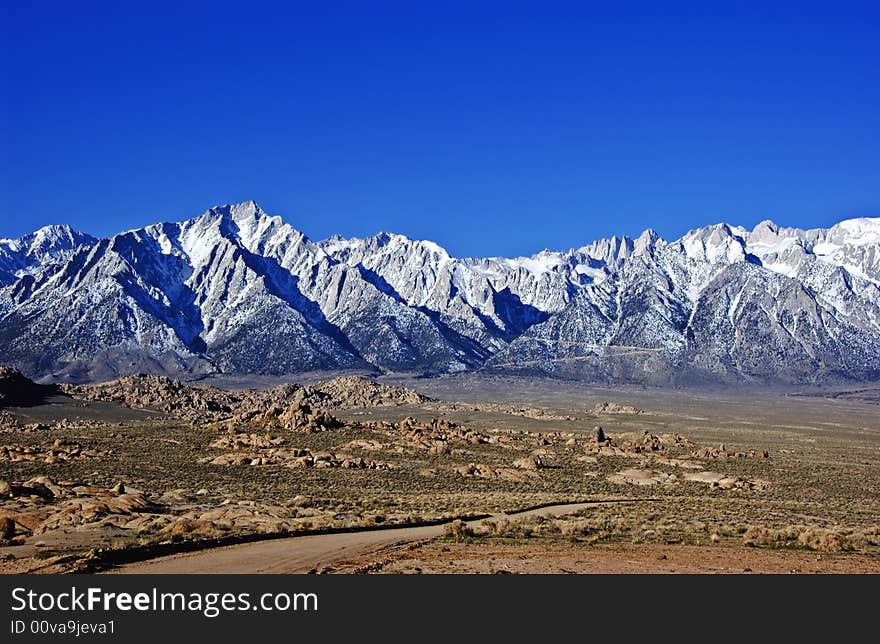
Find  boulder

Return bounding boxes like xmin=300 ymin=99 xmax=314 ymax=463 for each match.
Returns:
xmin=513 ymin=455 xmax=544 ymax=470
xmin=0 ymin=516 xmax=15 ymax=539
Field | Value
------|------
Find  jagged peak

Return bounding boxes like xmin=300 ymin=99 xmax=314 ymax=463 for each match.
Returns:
xmin=19 ymin=223 xmax=93 ymax=242
xmin=228 ymin=199 xmax=265 ymax=221
xmin=752 ymin=219 xmax=779 ymax=234
xmin=189 ymin=200 xmax=316 ymax=250
xmin=370 ymin=231 xmax=395 ymax=245
xmin=569 ymin=234 xmax=636 ymax=267
xmin=3 ymin=224 xmax=96 ymax=258
xmin=197 ymin=200 xmax=304 ymax=230
xmin=676 ymin=222 xmax=748 ymax=264
xmin=27 ymin=223 xmax=78 ymax=237
xmin=680 ymin=221 xmax=749 ymax=241
xmin=325 ymin=230 xmax=454 ymax=261
xmin=201 ymin=199 xmax=267 ymax=225
xmin=746 ymin=219 xmax=805 ymax=250
xmin=634 ymin=228 xmax=660 ymax=255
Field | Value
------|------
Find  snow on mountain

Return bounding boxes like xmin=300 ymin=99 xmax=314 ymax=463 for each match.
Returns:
xmin=811 ymin=218 xmax=880 ymax=285
xmin=486 ymin=217 xmax=880 ymax=384
xmin=1 ymin=202 xmax=878 ymax=384
xmin=0 ymin=224 xmax=96 ymax=286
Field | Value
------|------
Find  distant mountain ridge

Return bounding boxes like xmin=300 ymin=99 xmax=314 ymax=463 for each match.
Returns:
xmin=1 ymin=200 xmax=878 ymax=384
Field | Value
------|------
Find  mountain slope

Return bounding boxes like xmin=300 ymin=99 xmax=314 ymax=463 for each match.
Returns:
xmin=486 ymin=218 xmax=880 ymax=384
xmin=1 ymin=202 xmax=878 ymax=384
xmin=0 ymin=225 xmax=96 ymax=287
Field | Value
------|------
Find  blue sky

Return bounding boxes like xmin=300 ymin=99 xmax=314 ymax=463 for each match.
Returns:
xmin=2 ymin=1 xmax=878 ymax=257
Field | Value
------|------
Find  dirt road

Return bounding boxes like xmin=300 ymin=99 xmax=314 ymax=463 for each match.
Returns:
xmin=108 ymin=502 xmax=600 ymax=574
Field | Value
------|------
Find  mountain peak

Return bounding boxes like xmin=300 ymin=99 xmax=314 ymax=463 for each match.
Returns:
xmin=10 ymin=224 xmax=96 ymax=258
xmin=192 ymin=200 xmax=314 ymax=250
xmin=230 ymin=199 xmax=264 ymax=220
xmin=829 ymin=217 xmax=880 ymax=244
xmin=2 ymin=203 xmax=879 ymax=384
xmin=637 ymin=228 xmax=660 ymax=244
xmin=753 ymin=219 xmax=779 ymax=234
xmin=634 ymin=228 xmax=660 ymax=254
xmin=203 ymin=200 xmax=266 ymax=224
xmin=678 ymin=222 xmax=747 ymax=264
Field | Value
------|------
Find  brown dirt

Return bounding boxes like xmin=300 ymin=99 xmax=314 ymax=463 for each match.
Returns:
xmin=342 ymin=540 xmax=880 ymax=574
xmin=1 ymin=370 xmax=878 ymax=574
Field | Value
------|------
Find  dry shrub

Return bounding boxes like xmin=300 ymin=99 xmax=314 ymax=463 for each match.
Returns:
xmin=857 ymin=526 xmax=880 ymax=547
xmin=530 ymin=516 xmax=562 ymax=537
xmin=743 ymin=524 xmax=862 ymax=552
xmin=445 ymin=519 xmax=474 ymax=541
xmin=742 ymin=526 xmax=776 ymax=547
xmin=483 ymin=518 xmax=536 ymax=539
xmin=559 ymin=519 xmax=594 ymax=537
xmin=797 ymin=528 xmax=845 ymax=553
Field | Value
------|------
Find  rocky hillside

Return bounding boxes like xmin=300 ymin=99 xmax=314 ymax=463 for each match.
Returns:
xmin=61 ymin=374 xmax=430 ymax=421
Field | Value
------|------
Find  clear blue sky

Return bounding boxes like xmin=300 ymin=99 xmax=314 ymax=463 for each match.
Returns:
xmin=2 ymin=1 xmax=878 ymax=257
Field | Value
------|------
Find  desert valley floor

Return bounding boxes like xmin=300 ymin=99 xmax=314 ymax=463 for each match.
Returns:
xmin=1 ymin=368 xmax=878 ymax=574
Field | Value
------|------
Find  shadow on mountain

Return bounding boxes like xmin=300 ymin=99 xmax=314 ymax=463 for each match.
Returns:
xmin=355 ymin=265 xmax=406 ymax=303
xmin=415 ymin=306 xmax=494 ymax=364
xmin=489 ymin=287 xmax=549 ymax=339
xmin=354 ymin=265 xmax=491 ymax=364
xmin=233 ymin=241 xmax=366 ymax=364
xmin=111 ymin=229 xmax=208 ymax=355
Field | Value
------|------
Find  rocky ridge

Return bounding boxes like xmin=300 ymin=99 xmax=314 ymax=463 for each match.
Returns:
xmin=1 ymin=202 xmax=878 ymax=384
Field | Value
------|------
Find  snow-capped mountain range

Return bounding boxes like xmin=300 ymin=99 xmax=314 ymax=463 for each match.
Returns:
xmin=1 ymin=200 xmax=878 ymax=384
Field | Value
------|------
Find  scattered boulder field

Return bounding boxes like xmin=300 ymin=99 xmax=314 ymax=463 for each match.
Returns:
xmin=4 ymin=364 xmax=876 ymax=574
